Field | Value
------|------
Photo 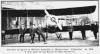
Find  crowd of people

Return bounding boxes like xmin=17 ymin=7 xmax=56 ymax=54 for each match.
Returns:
xmin=19 ymin=22 xmax=47 ymax=44
xmin=19 ymin=21 xmax=98 ymax=44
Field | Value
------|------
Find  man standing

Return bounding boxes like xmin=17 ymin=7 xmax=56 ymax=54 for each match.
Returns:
xmin=30 ymin=24 xmax=37 ymax=43
xmin=68 ymin=19 xmax=73 ymax=40
xmin=80 ymin=20 xmax=86 ymax=40
xmin=80 ymin=16 xmax=90 ymax=40
xmin=19 ymin=24 xmax=26 ymax=43
xmin=69 ymin=24 xmax=73 ymax=40
xmin=91 ymin=22 xmax=98 ymax=39
xmin=30 ymin=23 xmax=47 ymax=44
xmin=36 ymin=24 xmax=47 ymax=43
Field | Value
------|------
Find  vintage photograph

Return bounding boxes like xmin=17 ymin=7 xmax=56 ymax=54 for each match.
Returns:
xmin=1 ymin=1 xmax=99 ymax=47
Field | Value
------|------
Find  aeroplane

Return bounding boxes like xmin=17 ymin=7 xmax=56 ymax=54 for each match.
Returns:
xmin=41 ymin=6 xmax=96 ymax=39
xmin=1 ymin=5 xmax=98 ymax=40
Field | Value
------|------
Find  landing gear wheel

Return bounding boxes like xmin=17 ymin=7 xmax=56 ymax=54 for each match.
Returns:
xmin=56 ymin=32 xmax=62 ymax=40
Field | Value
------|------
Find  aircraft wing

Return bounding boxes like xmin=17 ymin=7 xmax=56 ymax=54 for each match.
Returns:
xmin=47 ymin=5 xmax=96 ymax=15
xmin=2 ymin=5 xmax=96 ymax=17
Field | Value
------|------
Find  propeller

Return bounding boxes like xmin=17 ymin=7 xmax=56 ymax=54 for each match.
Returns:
xmin=44 ymin=9 xmax=62 ymax=30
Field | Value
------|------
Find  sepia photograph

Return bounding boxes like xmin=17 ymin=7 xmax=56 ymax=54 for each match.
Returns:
xmin=1 ymin=1 xmax=99 ymax=47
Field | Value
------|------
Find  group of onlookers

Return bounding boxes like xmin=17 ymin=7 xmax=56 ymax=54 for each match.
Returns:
xmin=19 ymin=23 xmax=47 ymax=44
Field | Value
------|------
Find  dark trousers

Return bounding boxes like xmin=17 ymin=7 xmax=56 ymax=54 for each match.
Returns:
xmin=30 ymin=29 xmax=46 ymax=43
xmin=93 ymin=31 xmax=97 ymax=39
xmin=69 ymin=32 xmax=73 ymax=40
xmin=2 ymin=34 xmax=5 ymax=44
xmin=30 ymin=33 xmax=35 ymax=43
xmin=20 ymin=34 xmax=25 ymax=43
xmin=36 ymin=31 xmax=46 ymax=42
xmin=91 ymin=24 xmax=98 ymax=39
xmin=81 ymin=30 xmax=86 ymax=40
xmin=30 ymin=28 xmax=35 ymax=43
xmin=38 ymin=34 xmax=40 ymax=42
xmin=19 ymin=29 xmax=25 ymax=43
